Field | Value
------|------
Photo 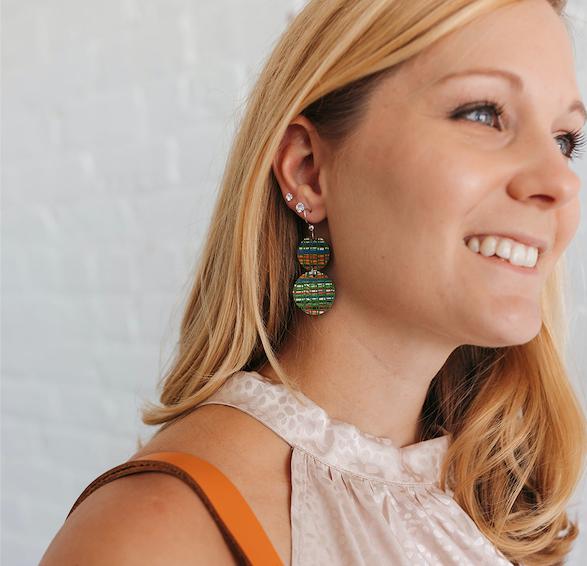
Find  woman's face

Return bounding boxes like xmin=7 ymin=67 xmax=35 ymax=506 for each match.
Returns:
xmin=326 ymin=0 xmax=584 ymax=347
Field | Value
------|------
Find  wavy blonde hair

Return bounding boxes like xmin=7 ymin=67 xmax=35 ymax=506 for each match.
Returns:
xmin=139 ymin=0 xmax=586 ymax=563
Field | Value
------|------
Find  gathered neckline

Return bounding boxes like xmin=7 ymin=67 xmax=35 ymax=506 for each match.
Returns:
xmin=198 ymin=369 xmax=452 ymax=485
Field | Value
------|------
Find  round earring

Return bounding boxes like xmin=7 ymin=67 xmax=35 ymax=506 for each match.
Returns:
xmin=289 ymin=199 xmax=336 ymax=316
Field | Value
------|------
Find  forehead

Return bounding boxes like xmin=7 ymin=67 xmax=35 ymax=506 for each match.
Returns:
xmin=388 ymin=0 xmax=578 ymax=100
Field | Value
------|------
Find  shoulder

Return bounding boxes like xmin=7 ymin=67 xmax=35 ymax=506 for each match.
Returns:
xmin=40 ymin=470 xmax=240 ymax=565
xmin=41 ymin=403 xmax=291 ymax=566
xmin=132 ymin=403 xmax=293 ymax=485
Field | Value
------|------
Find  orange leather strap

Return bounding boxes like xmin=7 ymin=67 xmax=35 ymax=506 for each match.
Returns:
xmin=66 ymin=451 xmax=284 ymax=566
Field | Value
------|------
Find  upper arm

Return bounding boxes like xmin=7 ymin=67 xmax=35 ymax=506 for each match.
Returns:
xmin=39 ymin=472 xmax=239 ymax=566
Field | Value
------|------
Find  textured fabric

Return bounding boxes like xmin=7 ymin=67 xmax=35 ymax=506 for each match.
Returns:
xmin=197 ymin=370 xmax=514 ymax=565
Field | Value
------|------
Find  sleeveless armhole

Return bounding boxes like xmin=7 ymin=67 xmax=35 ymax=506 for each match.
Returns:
xmin=65 ymin=451 xmax=284 ymax=566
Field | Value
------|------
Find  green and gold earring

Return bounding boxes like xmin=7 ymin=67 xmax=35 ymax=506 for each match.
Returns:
xmin=286 ymin=192 xmax=336 ymax=316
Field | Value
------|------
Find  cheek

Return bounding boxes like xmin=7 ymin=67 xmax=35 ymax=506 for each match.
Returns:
xmin=361 ymin=143 xmax=471 ymax=239
xmin=336 ymin=115 xmax=485 ymax=270
xmin=337 ymin=142 xmax=469 ymax=279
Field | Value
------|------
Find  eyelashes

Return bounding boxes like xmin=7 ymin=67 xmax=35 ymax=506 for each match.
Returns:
xmin=566 ymin=127 xmax=586 ymax=160
xmin=449 ymin=98 xmax=586 ymax=161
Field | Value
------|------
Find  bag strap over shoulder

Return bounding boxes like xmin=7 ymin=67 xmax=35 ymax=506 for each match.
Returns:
xmin=66 ymin=451 xmax=284 ymax=566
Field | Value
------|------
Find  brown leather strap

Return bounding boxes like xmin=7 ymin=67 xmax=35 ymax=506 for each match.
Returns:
xmin=66 ymin=451 xmax=284 ymax=566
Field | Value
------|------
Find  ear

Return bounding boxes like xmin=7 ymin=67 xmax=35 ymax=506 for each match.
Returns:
xmin=272 ymin=115 xmax=329 ymax=225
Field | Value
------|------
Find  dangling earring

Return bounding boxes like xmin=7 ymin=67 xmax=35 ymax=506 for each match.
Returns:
xmin=286 ymin=192 xmax=336 ymax=316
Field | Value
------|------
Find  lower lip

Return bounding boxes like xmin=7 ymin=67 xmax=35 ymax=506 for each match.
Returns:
xmin=465 ymin=247 xmax=539 ymax=275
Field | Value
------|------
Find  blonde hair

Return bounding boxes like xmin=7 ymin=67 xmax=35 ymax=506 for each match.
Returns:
xmin=139 ymin=1 xmax=586 ymax=563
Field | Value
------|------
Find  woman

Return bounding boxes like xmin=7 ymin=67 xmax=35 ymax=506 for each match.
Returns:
xmin=41 ymin=0 xmax=586 ymax=564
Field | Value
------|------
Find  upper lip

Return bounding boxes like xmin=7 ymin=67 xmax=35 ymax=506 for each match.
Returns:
xmin=464 ymin=231 xmax=550 ymax=255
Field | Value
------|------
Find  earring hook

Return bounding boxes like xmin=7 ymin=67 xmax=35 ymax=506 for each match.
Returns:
xmin=302 ymin=209 xmax=315 ymax=240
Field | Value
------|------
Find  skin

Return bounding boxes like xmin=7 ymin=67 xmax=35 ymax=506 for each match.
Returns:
xmin=260 ymin=0 xmax=585 ymax=449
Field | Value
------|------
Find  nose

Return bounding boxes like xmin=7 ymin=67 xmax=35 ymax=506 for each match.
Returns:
xmin=506 ymin=134 xmax=581 ymax=209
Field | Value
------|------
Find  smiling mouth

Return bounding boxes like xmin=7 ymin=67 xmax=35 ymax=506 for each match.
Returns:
xmin=462 ymin=233 xmax=546 ymax=269
xmin=463 ymin=233 xmax=548 ymax=257
xmin=463 ymin=243 xmax=540 ymax=275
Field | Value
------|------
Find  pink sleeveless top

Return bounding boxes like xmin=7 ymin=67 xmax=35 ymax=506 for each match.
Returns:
xmin=196 ymin=369 xmax=514 ymax=565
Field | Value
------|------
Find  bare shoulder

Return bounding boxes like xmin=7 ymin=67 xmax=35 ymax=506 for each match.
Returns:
xmin=40 ymin=403 xmax=293 ymax=566
xmin=131 ymin=403 xmax=293 ymax=487
xmin=40 ymin=470 xmax=239 ymax=565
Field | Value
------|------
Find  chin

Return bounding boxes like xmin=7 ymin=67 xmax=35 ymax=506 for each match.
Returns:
xmin=465 ymin=305 xmax=543 ymax=348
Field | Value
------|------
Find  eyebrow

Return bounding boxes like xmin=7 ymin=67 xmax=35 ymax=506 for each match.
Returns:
xmin=436 ymin=67 xmax=587 ymax=125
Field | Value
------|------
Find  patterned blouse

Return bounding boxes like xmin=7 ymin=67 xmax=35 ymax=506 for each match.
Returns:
xmin=195 ymin=369 xmax=514 ymax=565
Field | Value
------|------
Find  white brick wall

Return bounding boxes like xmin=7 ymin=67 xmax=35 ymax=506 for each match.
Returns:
xmin=2 ymin=1 xmax=586 ymax=565
xmin=2 ymin=1 xmax=303 ymax=563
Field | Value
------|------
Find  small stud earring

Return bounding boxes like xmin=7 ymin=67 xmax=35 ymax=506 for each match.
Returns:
xmin=286 ymin=192 xmax=294 ymax=202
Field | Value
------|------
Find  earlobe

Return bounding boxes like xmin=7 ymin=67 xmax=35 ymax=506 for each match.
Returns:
xmin=282 ymin=187 xmax=313 ymax=219
xmin=286 ymin=191 xmax=313 ymax=218
xmin=283 ymin=184 xmax=328 ymax=225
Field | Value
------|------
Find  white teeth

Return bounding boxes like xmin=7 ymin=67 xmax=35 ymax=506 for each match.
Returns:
xmin=467 ymin=237 xmax=480 ymax=253
xmin=525 ymin=246 xmax=538 ymax=267
xmin=479 ymin=237 xmax=497 ymax=257
xmin=495 ymin=239 xmax=513 ymax=260
xmin=465 ymin=235 xmax=538 ymax=268
xmin=510 ymin=243 xmax=528 ymax=266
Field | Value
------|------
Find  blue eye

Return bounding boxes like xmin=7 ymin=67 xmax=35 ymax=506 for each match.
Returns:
xmin=556 ymin=128 xmax=586 ymax=160
xmin=450 ymin=99 xmax=586 ymax=161
xmin=451 ymin=99 xmax=506 ymax=129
